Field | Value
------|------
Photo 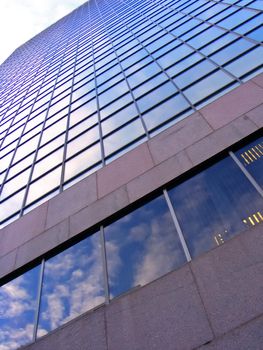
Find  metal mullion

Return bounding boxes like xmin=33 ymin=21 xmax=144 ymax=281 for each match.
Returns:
xmin=95 ymin=0 xmax=150 ymax=140
xmin=128 ymin=0 xmax=244 ymax=85
xmin=163 ymin=189 xmax=192 ymax=262
xmin=166 ymin=0 xmax=263 ymax=46
xmin=33 ymin=259 xmax=45 ymax=342
xmin=90 ymin=2 xmax=106 ymax=166
xmin=229 ymin=151 xmax=263 ymax=198
xmin=0 ymin=36 xmax=70 ymax=199
xmin=20 ymin=14 xmax=80 ymax=214
xmin=109 ymin=0 xmax=198 ymax=115
xmin=59 ymin=5 xmax=85 ymax=191
xmin=100 ymin=226 xmax=110 ymax=304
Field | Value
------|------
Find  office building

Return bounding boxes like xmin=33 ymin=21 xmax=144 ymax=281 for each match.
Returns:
xmin=0 ymin=0 xmax=262 ymax=349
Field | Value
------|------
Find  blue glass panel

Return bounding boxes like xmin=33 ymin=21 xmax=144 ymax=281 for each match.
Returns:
xmin=103 ymin=119 xmax=145 ymax=157
xmin=210 ymin=39 xmax=255 ymax=65
xmin=105 ymin=194 xmax=186 ymax=298
xmin=234 ymin=136 xmax=263 ymax=187
xmin=0 ymin=265 xmax=40 ymax=349
xmin=218 ymin=9 xmax=256 ymax=29
xmin=38 ymin=232 xmax=104 ymax=335
xmin=224 ymin=46 xmax=263 ymax=78
xmin=168 ymin=156 xmax=263 ymax=257
xmin=184 ymin=70 xmax=234 ymax=104
xmin=143 ymin=94 xmax=191 ymax=131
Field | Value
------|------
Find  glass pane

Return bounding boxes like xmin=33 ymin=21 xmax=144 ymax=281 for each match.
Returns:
xmin=224 ymin=46 xmax=263 ymax=78
xmin=143 ymin=94 xmax=191 ymax=131
xmin=183 ymin=70 xmax=234 ymax=105
xmin=0 ymin=189 xmax=25 ymax=222
xmin=64 ymin=143 xmax=101 ymax=181
xmin=105 ymin=194 xmax=186 ymax=298
xmin=234 ymin=136 xmax=263 ymax=186
xmin=38 ymin=232 xmax=104 ymax=335
xmin=0 ymin=265 xmax=40 ymax=349
xmin=103 ymin=119 xmax=145 ymax=157
xmin=168 ymin=156 xmax=263 ymax=258
xmin=26 ymin=166 xmax=61 ymax=204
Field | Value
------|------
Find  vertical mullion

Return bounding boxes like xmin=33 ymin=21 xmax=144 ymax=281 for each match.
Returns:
xmin=100 ymin=225 xmax=110 ymax=304
xmin=33 ymin=258 xmax=45 ymax=342
xmin=163 ymin=188 xmax=192 ymax=262
xmin=229 ymin=150 xmax=263 ymax=198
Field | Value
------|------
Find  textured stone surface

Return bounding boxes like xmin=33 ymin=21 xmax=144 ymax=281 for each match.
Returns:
xmin=246 ymin=103 xmax=263 ymax=128
xmin=23 ymin=307 xmax=107 ymax=350
xmin=198 ymin=315 xmax=263 ymax=350
xmin=200 ymin=81 xmax=263 ymax=129
xmin=0 ymin=249 xmax=17 ymax=279
xmin=252 ymin=72 xmax=263 ymax=88
xmin=0 ymin=202 xmax=48 ymax=257
xmin=191 ymin=225 xmax=263 ymax=336
xmin=148 ymin=112 xmax=212 ymax=164
xmin=127 ymin=150 xmax=193 ymax=203
xmin=15 ymin=219 xmax=69 ymax=269
xmin=69 ymin=186 xmax=129 ymax=238
xmin=106 ymin=266 xmax=213 ymax=350
xmin=97 ymin=143 xmax=154 ymax=198
xmin=186 ymin=115 xmax=257 ymax=166
xmin=45 ymin=173 xmax=97 ymax=229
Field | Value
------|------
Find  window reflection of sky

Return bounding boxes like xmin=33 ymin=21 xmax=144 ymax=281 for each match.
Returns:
xmin=168 ymin=157 xmax=263 ymax=257
xmin=105 ymin=195 xmax=186 ymax=298
xmin=0 ymin=266 xmax=40 ymax=350
xmin=38 ymin=232 xmax=104 ymax=335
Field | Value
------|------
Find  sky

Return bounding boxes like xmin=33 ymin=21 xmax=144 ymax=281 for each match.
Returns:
xmin=0 ymin=0 xmax=86 ymax=65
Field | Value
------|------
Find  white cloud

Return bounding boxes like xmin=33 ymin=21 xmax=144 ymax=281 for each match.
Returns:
xmin=0 ymin=0 xmax=86 ymax=64
xmin=133 ymin=212 xmax=183 ymax=287
xmin=40 ymin=234 xmax=105 ymax=331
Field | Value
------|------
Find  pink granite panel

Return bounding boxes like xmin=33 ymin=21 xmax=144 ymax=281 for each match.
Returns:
xmin=45 ymin=173 xmax=97 ymax=229
xmin=127 ymin=150 xmax=193 ymax=203
xmin=0 ymin=249 xmax=17 ymax=279
xmin=148 ymin=112 xmax=212 ymax=164
xmin=200 ymin=81 xmax=263 ymax=130
xmin=15 ymin=219 xmax=69 ymax=269
xmin=246 ymin=104 xmax=263 ymax=128
xmin=252 ymin=72 xmax=263 ymax=88
xmin=0 ymin=202 xmax=48 ymax=257
xmin=97 ymin=143 xmax=154 ymax=198
xmin=186 ymin=115 xmax=258 ymax=166
xmin=70 ymin=186 xmax=129 ymax=238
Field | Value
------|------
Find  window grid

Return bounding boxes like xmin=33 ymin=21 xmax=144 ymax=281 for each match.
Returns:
xmin=0 ymin=0 xmax=262 ymax=227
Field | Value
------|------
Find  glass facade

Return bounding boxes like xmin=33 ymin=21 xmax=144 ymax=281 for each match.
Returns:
xmin=0 ymin=0 xmax=263 ymax=227
xmin=1 ymin=134 xmax=263 ymax=349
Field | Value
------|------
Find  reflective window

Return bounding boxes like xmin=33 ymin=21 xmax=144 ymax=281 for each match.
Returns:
xmin=64 ymin=143 xmax=101 ymax=182
xmin=143 ymin=94 xmax=191 ymax=131
xmin=224 ymin=46 xmax=263 ymax=78
xmin=105 ymin=194 xmax=186 ymax=298
xmin=38 ymin=232 xmax=104 ymax=334
xmin=168 ymin=156 xmax=263 ymax=257
xmin=234 ymin=136 xmax=263 ymax=186
xmin=26 ymin=166 xmax=61 ymax=205
xmin=103 ymin=119 xmax=145 ymax=157
xmin=184 ymin=70 xmax=234 ymax=105
xmin=137 ymin=81 xmax=177 ymax=113
xmin=0 ymin=265 xmax=41 ymax=349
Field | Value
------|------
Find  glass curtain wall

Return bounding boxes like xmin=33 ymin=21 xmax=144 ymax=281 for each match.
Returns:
xmin=0 ymin=0 xmax=262 ymax=227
